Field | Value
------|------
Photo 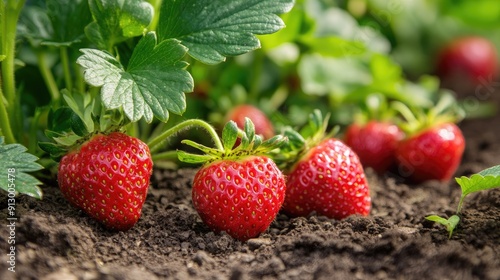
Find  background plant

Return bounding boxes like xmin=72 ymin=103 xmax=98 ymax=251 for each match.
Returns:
xmin=0 ymin=0 xmax=294 ymax=197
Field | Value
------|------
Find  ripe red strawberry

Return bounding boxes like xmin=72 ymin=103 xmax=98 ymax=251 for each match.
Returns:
xmin=396 ymin=123 xmax=465 ymax=183
xmin=192 ymin=156 xmax=285 ymax=241
xmin=283 ymin=138 xmax=371 ymax=219
xmin=58 ymin=132 xmax=153 ymax=231
xmin=272 ymin=110 xmax=371 ymax=220
xmin=344 ymin=121 xmax=404 ymax=174
xmin=225 ymin=104 xmax=274 ymax=139
xmin=178 ymin=118 xmax=287 ymax=241
xmin=436 ymin=36 xmax=498 ymax=88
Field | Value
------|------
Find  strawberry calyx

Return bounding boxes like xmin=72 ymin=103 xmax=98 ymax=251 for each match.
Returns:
xmin=351 ymin=93 xmax=398 ymax=126
xmin=177 ymin=118 xmax=287 ymax=165
xmin=39 ymin=92 xmax=128 ymax=161
xmin=392 ymin=91 xmax=464 ymax=137
xmin=271 ymin=109 xmax=336 ymax=172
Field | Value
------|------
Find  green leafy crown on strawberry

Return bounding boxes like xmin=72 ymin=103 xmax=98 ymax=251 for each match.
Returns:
xmin=392 ymin=91 xmax=465 ymax=136
xmin=39 ymin=92 xmax=129 ymax=160
xmin=271 ymin=109 xmax=371 ymax=220
xmin=178 ymin=118 xmax=287 ymax=165
xmin=271 ymin=109 xmax=335 ymax=171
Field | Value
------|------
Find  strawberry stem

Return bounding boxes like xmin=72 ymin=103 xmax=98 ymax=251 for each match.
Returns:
xmin=60 ymin=46 xmax=73 ymax=94
xmin=36 ymin=50 xmax=61 ymax=105
xmin=147 ymin=119 xmax=223 ymax=154
xmin=151 ymin=150 xmax=178 ymax=162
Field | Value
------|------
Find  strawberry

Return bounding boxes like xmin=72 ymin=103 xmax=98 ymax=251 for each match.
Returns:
xmin=344 ymin=121 xmax=404 ymax=174
xmin=178 ymin=118 xmax=286 ymax=241
xmin=191 ymin=156 xmax=285 ymax=241
xmin=393 ymin=95 xmax=465 ymax=183
xmin=436 ymin=36 xmax=498 ymax=89
xmin=273 ymin=110 xmax=371 ymax=219
xmin=57 ymin=132 xmax=153 ymax=231
xmin=225 ymin=104 xmax=274 ymax=140
xmin=396 ymin=123 xmax=465 ymax=183
xmin=283 ymin=138 xmax=371 ymax=219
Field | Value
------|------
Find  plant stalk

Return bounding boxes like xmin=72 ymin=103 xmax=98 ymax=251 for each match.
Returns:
xmin=248 ymin=50 xmax=265 ymax=101
xmin=147 ymin=0 xmax=163 ymax=31
xmin=456 ymin=195 xmax=466 ymax=214
xmin=0 ymin=88 xmax=16 ymax=144
xmin=60 ymin=46 xmax=73 ymax=92
xmin=0 ymin=0 xmax=26 ymax=143
xmin=151 ymin=150 xmax=178 ymax=162
xmin=36 ymin=51 xmax=60 ymax=104
xmin=147 ymin=119 xmax=223 ymax=154
xmin=2 ymin=0 xmax=25 ymax=106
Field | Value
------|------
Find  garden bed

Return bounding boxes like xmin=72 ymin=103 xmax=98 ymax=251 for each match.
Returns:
xmin=1 ymin=101 xmax=499 ymax=280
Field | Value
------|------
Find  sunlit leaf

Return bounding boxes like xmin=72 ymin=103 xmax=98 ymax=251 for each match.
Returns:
xmin=77 ymin=32 xmax=193 ymax=123
xmin=0 ymin=138 xmax=43 ymax=199
xmin=158 ymin=0 xmax=295 ymax=64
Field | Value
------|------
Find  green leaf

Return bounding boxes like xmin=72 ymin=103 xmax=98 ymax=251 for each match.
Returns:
xmin=222 ymin=121 xmax=239 ymax=152
xmin=258 ymin=4 xmax=306 ymax=50
xmin=86 ymin=0 xmax=153 ymax=50
xmin=440 ymin=0 xmax=500 ymax=29
xmin=370 ymin=54 xmax=402 ymax=86
xmin=303 ymin=3 xmax=389 ymax=54
xmin=0 ymin=137 xmax=43 ymax=199
xmin=157 ymin=0 xmax=295 ymax=64
xmin=43 ymin=0 xmax=92 ymax=46
xmin=455 ymin=165 xmax=500 ymax=197
xmin=426 ymin=215 xmax=460 ymax=239
xmin=300 ymin=36 xmax=367 ymax=57
xmin=18 ymin=6 xmax=54 ymax=45
xmin=38 ymin=142 xmax=67 ymax=162
xmin=47 ymin=107 xmax=75 ymax=133
xmin=77 ymin=32 xmax=193 ymax=123
xmin=70 ymin=113 xmax=89 ymax=137
xmin=18 ymin=1 xmax=91 ymax=47
xmin=243 ymin=118 xmax=256 ymax=148
xmin=177 ymin=150 xmax=216 ymax=165
xmin=298 ymin=54 xmax=371 ymax=96
xmin=62 ymin=93 xmax=95 ymax=134
xmin=454 ymin=165 xmax=500 ymax=214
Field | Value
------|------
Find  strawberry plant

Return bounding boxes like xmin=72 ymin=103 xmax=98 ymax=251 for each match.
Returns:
xmin=177 ymin=118 xmax=287 ymax=241
xmin=273 ymin=110 xmax=371 ymax=220
xmin=0 ymin=0 xmax=294 ymax=229
xmin=426 ymin=165 xmax=500 ymax=238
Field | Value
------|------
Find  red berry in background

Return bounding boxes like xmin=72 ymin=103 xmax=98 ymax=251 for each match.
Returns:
xmin=192 ymin=156 xmax=286 ymax=241
xmin=225 ymin=105 xmax=274 ymax=139
xmin=345 ymin=121 xmax=404 ymax=174
xmin=283 ymin=138 xmax=371 ymax=220
xmin=58 ymin=132 xmax=153 ymax=231
xmin=395 ymin=123 xmax=465 ymax=183
xmin=436 ymin=36 xmax=498 ymax=88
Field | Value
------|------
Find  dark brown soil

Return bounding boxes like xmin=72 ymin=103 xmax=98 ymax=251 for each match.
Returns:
xmin=1 ymin=97 xmax=500 ymax=280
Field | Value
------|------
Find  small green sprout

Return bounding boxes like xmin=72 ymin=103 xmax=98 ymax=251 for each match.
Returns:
xmin=426 ymin=165 xmax=500 ymax=238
